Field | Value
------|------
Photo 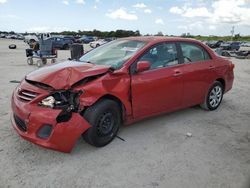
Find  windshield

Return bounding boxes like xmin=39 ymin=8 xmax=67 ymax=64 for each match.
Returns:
xmin=79 ymin=39 xmax=147 ymax=69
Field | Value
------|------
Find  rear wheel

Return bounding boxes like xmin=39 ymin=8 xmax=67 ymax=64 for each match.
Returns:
xmin=42 ymin=58 xmax=47 ymax=64
xmin=63 ymin=44 xmax=69 ymax=50
xmin=201 ymin=81 xmax=224 ymax=111
xmin=37 ymin=60 xmax=42 ymax=67
xmin=51 ymin=59 xmax=56 ymax=64
xmin=83 ymin=99 xmax=121 ymax=147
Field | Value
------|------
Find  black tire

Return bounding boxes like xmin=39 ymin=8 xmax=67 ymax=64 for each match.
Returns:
xmin=42 ymin=58 xmax=47 ymax=65
xmin=63 ymin=44 xmax=69 ymax=50
xmin=96 ymin=44 xmax=100 ymax=48
xmin=222 ymin=51 xmax=230 ymax=57
xmin=9 ymin=44 xmax=16 ymax=49
xmin=37 ymin=60 xmax=42 ymax=67
xmin=51 ymin=59 xmax=56 ymax=64
xmin=200 ymin=81 xmax=224 ymax=111
xmin=27 ymin=57 xmax=33 ymax=65
xmin=83 ymin=99 xmax=121 ymax=147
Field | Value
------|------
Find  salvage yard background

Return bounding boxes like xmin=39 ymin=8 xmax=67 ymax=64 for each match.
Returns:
xmin=0 ymin=38 xmax=250 ymax=188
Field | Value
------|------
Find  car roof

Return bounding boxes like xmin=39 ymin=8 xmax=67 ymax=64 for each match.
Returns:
xmin=122 ymin=36 xmax=201 ymax=44
xmin=120 ymin=36 xmax=217 ymax=60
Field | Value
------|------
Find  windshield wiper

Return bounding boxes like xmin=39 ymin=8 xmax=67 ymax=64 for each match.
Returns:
xmin=81 ymin=60 xmax=93 ymax=64
xmin=109 ymin=67 xmax=116 ymax=72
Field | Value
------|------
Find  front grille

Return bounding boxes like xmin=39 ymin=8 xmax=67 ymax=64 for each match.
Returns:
xmin=14 ymin=114 xmax=27 ymax=132
xmin=17 ymin=89 xmax=37 ymax=102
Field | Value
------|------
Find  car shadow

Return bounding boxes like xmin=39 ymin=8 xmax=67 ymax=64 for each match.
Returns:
xmin=72 ymin=105 xmax=207 ymax=155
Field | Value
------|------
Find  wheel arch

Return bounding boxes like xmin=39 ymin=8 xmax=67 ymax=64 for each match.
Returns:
xmin=82 ymin=94 xmax=126 ymax=123
xmin=215 ymin=78 xmax=225 ymax=92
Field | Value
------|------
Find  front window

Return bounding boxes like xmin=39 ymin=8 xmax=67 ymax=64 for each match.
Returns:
xmin=79 ymin=39 xmax=147 ymax=69
xmin=138 ymin=42 xmax=178 ymax=70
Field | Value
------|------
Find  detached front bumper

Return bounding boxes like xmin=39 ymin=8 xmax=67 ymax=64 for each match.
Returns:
xmin=11 ymin=83 xmax=91 ymax=153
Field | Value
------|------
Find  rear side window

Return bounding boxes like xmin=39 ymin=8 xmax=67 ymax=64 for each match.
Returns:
xmin=180 ymin=43 xmax=211 ymax=63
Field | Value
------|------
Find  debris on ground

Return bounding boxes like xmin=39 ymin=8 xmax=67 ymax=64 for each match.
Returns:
xmin=116 ymin=135 xmax=126 ymax=142
xmin=9 ymin=44 xmax=16 ymax=49
xmin=9 ymin=80 xmax=20 ymax=83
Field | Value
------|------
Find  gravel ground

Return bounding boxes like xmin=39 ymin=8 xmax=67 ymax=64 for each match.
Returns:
xmin=0 ymin=39 xmax=249 ymax=188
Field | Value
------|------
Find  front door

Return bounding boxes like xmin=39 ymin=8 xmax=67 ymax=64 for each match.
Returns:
xmin=131 ymin=42 xmax=184 ymax=119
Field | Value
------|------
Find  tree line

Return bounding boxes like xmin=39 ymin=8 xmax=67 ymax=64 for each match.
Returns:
xmin=1 ymin=29 xmax=250 ymax=41
xmin=51 ymin=29 xmax=141 ymax=38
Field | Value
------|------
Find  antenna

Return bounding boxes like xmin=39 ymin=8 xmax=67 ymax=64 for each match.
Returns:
xmin=231 ymin=26 xmax=235 ymax=41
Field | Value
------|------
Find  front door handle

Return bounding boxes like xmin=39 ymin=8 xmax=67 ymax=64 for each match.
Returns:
xmin=173 ymin=70 xmax=182 ymax=77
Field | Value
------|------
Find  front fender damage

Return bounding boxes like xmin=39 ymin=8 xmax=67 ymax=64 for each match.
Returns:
xmin=50 ymin=90 xmax=91 ymax=153
xmin=29 ymin=69 xmax=113 ymax=152
xmin=27 ymin=111 xmax=91 ymax=153
xmin=51 ymin=113 xmax=91 ymax=153
xmin=39 ymin=90 xmax=91 ymax=153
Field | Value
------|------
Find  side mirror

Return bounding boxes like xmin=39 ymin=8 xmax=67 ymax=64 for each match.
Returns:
xmin=136 ymin=61 xmax=151 ymax=73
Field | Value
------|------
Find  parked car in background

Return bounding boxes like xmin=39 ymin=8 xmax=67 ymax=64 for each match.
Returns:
xmin=11 ymin=37 xmax=234 ymax=152
xmin=241 ymin=42 xmax=250 ymax=47
xmin=220 ymin=42 xmax=241 ymax=51
xmin=89 ymin=38 xmax=112 ymax=48
xmin=206 ymin=40 xmax=223 ymax=48
xmin=77 ymin=36 xmax=95 ymax=44
xmin=63 ymin=36 xmax=76 ymax=43
xmin=5 ymin=35 xmax=14 ymax=39
xmin=45 ymin=37 xmax=73 ymax=50
xmin=0 ymin=33 xmax=6 ymax=38
xmin=16 ymin=34 xmax=24 ymax=40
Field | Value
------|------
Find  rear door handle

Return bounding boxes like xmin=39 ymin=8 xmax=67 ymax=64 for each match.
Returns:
xmin=209 ymin=65 xmax=215 ymax=69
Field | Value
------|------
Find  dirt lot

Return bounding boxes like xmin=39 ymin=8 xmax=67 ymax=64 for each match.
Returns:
xmin=0 ymin=39 xmax=249 ymax=188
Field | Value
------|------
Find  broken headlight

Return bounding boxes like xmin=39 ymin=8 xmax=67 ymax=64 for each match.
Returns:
xmin=40 ymin=96 xmax=55 ymax=108
xmin=39 ymin=90 xmax=73 ymax=109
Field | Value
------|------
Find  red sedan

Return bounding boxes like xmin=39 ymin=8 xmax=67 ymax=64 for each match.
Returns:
xmin=11 ymin=37 xmax=234 ymax=152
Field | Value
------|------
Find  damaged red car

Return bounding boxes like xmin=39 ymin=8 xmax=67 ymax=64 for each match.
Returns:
xmin=11 ymin=37 xmax=234 ymax=153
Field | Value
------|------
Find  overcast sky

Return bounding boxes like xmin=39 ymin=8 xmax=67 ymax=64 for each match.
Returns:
xmin=0 ymin=0 xmax=250 ymax=36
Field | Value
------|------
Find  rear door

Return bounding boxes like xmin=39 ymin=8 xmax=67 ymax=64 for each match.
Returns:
xmin=179 ymin=42 xmax=216 ymax=107
xmin=130 ymin=42 xmax=184 ymax=118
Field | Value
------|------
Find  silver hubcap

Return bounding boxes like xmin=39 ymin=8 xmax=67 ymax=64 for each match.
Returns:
xmin=209 ymin=86 xmax=222 ymax=108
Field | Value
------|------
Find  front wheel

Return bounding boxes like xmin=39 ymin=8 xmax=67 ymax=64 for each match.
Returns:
xmin=83 ymin=99 xmax=121 ymax=147
xmin=201 ymin=81 xmax=224 ymax=111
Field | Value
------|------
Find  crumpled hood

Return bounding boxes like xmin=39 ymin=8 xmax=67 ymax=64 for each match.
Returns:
xmin=26 ymin=61 xmax=111 ymax=90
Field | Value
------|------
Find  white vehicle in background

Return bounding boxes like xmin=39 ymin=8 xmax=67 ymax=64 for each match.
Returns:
xmin=89 ymin=38 xmax=112 ymax=48
xmin=24 ymin=33 xmax=51 ymax=44
xmin=241 ymin=42 xmax=250 ymax=47
xmin=5 ymin=35 xmax=11 ymax=39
